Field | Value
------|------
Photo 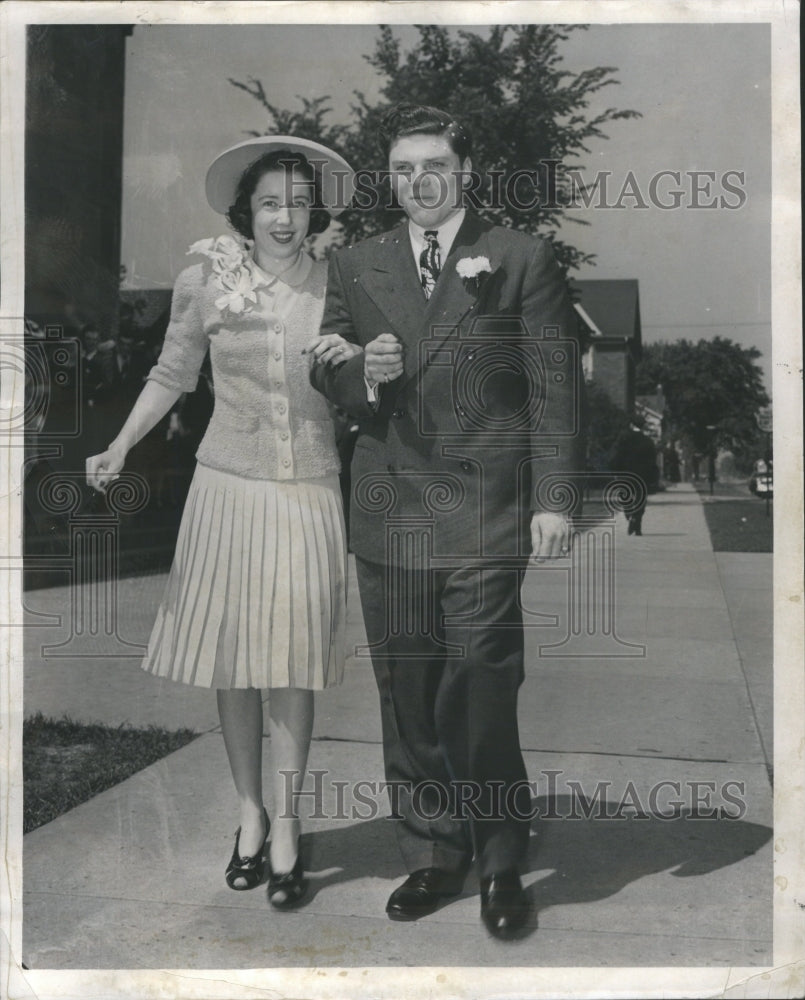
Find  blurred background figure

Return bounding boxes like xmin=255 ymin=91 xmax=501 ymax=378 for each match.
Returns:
xmin=79 ymin=323 xmax=115 ymax=461
xmin=610 ymin=417 xmax=659 ymax=536
xmin=109 ymin=329 xmax=151 ymax=408
xmin=663 ymin=441 xmax=681 ymax=484
xmin=80 ymin=324 xmax=113 ymax=403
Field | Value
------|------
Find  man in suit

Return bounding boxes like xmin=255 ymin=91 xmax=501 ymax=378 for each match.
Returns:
xmin=610 ymin=419 xmax=658 ymax=535
xmin=310 ymin=104 xmax=583 ymax=937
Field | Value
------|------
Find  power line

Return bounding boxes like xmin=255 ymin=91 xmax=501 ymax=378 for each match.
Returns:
xmin=642 ymin=322 xmax=771 ymax=329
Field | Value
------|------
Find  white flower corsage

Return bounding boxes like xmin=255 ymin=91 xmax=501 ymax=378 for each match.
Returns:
xmin=456 ymin=256 xmax=493 ymax=289
xmin=188 ymin=235 xmax=267 ymax=316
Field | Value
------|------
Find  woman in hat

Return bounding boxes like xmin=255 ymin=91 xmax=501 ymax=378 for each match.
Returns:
xmin=86 ymin=136 xmax=358 ymax=907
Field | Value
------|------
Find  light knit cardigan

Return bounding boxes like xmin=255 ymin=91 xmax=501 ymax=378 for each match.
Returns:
xmin=147 ymin=256 xmax=341 ymax=481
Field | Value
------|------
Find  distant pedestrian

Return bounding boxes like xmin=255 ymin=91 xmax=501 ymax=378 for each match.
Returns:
xmin=610 ymin=421 xmax=658 ymax=536
xmin=663 ymin=443 xmax=681 ymax=483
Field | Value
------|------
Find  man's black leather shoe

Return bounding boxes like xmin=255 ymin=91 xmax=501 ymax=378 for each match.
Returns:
xmin=386 ymin=867 xmax=466 ymax=921
xmin=480 ymin=870 xmax=530 ymax=939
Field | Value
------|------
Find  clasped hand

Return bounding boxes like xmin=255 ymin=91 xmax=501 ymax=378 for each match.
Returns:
xmin=304 ymin=333 xmax=363 ymax=366
xmin=364 ymin=333 xmax=404 ymax=385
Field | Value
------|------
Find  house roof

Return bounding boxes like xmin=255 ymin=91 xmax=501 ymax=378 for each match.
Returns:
xmin=636 ymin=392 xmax=665 ymax=415
xmin=570 ymin=279 xmax=641 ymax=346
xmin=636 ymin=400 xmax=664 ymax=422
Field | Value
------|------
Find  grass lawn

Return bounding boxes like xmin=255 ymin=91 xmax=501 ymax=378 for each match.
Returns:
xmin=23 ymin=713 xmax=197 ymax=833
xmin=694 ymin=480 xmax=773 ymax=552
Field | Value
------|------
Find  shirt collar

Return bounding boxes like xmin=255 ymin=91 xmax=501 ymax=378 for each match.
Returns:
xmin=407 ymin=208 xmax=466 ymax=259
xmin=252 ymin=249 xmax=313 ymax=289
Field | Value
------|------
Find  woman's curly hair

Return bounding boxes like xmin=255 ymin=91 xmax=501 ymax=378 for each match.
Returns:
xmin=226 ymin=150 xmax=330 ymax=240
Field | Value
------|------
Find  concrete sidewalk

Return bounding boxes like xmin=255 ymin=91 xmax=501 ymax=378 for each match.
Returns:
xmin=21 ymin=483 xmax=773 ymax=968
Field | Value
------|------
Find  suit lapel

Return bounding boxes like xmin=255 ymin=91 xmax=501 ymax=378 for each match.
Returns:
xmin=423 ymin=212 xmax=493 ymax=336
xmin=402 ymin=213 xmax=494 ymax=386
xmin=356 ymin=223 xmax=426 ymax=366
xmin=356 ymin=213 xmax=496 ymax=385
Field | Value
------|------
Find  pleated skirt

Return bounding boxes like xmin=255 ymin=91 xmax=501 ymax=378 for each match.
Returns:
xmin=141 ymin=463 xmax=347 ymax=689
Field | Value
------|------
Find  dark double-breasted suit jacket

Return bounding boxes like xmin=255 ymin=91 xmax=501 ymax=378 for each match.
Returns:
xmin=311 ymin=211 xmax=584 ymax=570
xmin=311 ymin=211 xmax=585 ymax=874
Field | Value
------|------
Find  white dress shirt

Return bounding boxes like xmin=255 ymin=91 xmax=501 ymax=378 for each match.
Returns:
xmin=407 ymin=208 xmax=466 ymax=272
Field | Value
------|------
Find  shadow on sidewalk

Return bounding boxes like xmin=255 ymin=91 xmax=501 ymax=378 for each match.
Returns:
xmin=294 ymin=793 xmax=770 ymax=930
xmin=624 ymin=532 xmax=687 ymax=537
xmin=524 ymin=794 xmax=771 ymax=920
xmin=641 ymin=498 xmax=704 ymax=506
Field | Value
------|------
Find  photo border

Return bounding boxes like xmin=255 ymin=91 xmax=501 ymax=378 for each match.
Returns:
xmin=1 ymin=2 xmax=801 ymax=997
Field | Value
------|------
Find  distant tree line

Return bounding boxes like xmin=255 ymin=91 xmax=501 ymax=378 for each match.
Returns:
xmin=635 ymin=337 xmax=770 ymax=470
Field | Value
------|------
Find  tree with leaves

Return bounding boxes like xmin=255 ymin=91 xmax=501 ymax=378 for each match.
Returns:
xmin=584 ymin=383 xmax=633 ymax=472
xmin=635 ymin=338 xmax=770 ymax=463
xmin=230 ymin=24 xmax=639 ymax=272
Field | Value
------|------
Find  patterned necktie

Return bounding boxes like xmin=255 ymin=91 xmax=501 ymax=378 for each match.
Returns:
xmin=419 ymin=230 xmax=441 ymax=299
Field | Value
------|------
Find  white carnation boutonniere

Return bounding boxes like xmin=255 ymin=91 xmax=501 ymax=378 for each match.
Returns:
xmin=456 ymin=255 xmax=493 ymax=292
xmin=188 ymin=234 xmax=268 ymax=316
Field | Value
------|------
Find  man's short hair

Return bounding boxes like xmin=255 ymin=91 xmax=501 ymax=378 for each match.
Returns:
xmin=378 ymin=103 xmax=472 ymax=161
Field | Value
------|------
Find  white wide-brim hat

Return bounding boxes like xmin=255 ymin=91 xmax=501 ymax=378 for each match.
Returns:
xmin=205 ymin=135 xmax=355 ymax=217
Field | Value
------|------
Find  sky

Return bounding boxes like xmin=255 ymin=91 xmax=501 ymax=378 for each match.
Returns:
xmin=120 ymin=22 xmax=771 ymax=383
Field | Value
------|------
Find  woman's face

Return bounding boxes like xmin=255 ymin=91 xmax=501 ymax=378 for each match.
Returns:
xmin=249 ymin=167 xmax=312 ymax=265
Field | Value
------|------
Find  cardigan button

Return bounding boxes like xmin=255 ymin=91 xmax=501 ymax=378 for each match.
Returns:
xmin=283 ymin=459 xmax=291 ymax=468
xmin=277 ymin=403 xmax=286 ymax=414
xmin=281 ymin=432 xmax=289 ymax=441
xmin=274 ymin=351 xmax=282 ymax=361
xmin=392 ymin=408 xmax=406 ymax=419
xmin=273 ymin=323 xmax=282 ymax=333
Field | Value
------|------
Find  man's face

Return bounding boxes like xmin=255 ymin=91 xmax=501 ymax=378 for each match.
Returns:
xmin=388 ymin=133 xmax=471 ymax=229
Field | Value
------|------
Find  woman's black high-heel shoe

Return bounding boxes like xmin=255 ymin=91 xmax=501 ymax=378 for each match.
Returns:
xmin=267 ymin=836 xmax=307 ymax=908
xmin=225 ymin=807 xmax=269 ymax=891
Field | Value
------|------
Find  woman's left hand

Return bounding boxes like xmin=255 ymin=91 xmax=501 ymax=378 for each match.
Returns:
xmin=304 ymin=334 xmax=363 ymax=367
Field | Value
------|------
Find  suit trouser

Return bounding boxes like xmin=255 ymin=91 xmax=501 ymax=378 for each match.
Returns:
xmin=355 ymin=557 xmax=532 ymax=878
